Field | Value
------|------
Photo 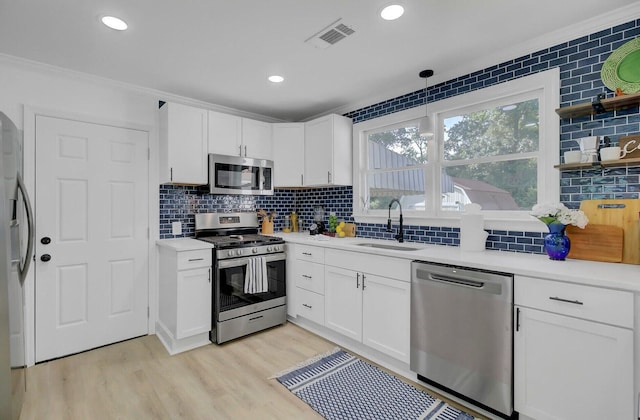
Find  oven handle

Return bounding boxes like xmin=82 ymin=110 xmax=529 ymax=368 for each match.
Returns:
xmin=217 ymin=253 xmax=285 ymax=269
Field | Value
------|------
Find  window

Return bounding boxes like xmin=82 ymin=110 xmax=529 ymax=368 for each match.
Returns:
xmin=353 ymin=69 xmax=559 ymax=228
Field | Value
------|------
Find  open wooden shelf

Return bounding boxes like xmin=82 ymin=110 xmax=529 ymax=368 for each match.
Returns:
xmin=555 ymin=92 xmax=640 ymax=119
xmin=554 ymin=157 xmax=640 ymax=170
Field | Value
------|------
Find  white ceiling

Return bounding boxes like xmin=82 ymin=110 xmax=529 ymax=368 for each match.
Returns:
xmin=0 ymin=0 xmax=638 ymax=121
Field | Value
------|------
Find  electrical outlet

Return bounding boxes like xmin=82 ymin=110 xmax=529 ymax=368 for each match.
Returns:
xmin=172 ymin=221 xmax=182 ymax=235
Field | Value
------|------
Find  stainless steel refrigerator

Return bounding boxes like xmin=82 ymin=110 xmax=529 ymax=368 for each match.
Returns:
xmin=0 ymin=111 xmax=34 ymax=419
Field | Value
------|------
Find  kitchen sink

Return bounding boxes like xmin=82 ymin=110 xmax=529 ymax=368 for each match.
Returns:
xmin=354 ymin=242 xmax=424 ymax=251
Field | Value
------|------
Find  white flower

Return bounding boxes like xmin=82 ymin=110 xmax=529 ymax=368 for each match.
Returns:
xmin=531 ymin=202 xmax=588 ymax=229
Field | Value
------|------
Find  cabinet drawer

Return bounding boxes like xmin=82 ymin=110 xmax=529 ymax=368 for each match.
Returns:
xmin=295 ymin=244 xmax=324 ymax=264
xmin=177 ymin=249 xmax=212 ymax=270
xmin=296 ymin=261 xmax=325 ymax=294
xmin=325 ymin=249 xmax=409 ymax=282
xmin=515 ymin=276 xmax=633 ymax=328
xmin=296 ymin=288 xmax=325 ymax=325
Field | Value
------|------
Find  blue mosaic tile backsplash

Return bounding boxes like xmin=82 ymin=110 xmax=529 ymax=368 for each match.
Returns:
xmin=160 ymin=18 xmax=640 ymax=256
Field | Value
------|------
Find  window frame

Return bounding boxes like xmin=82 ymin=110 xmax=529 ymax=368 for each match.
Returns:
xmin=352 ymin=68 xmax=560 ymax=232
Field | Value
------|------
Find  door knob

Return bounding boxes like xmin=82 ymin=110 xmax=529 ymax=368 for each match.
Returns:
xmin=40 ymin=254 xmax=51 ymax=262
xmin=41 ymin=237 xmax=51 ymax=245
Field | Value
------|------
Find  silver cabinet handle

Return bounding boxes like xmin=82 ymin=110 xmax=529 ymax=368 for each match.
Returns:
xmin=208 ymin=268 xmax=211 ymax=283
xmin=362 ymin=273 xmax=366 ymax=290
xmin=244 ymin=145 xmax=247 ymax=156
xmin=356 ymin=272 xmax=360 ymax=289
xmin=549 ymin=296 xmax=583 ymax=305
xmin=301 ymin=174 xmax=304 ymax=186
xmin=327 ymin=171 xmax=332 ymax=183
xmin=17 ymin=173 xmax=34 ymax=284
xmin=188 ymin=258 xmax=204 ymax=262
xmin=302 ymin=252 xmax=312 ymax=256
xmin=302 ymin=303 xmax=312 ymax=309
xmin=239 ymin=145 xmax=242 ymax=156
xmin=302 ymin=274 xmax=312 ymax=279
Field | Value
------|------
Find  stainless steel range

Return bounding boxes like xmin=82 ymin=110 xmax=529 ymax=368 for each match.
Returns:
xmin=195 ymin=212 xmax=286 ymax=344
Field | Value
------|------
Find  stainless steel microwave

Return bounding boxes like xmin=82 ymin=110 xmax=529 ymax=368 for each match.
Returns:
xmin=208 ymin=154 xmax=274 ymax=195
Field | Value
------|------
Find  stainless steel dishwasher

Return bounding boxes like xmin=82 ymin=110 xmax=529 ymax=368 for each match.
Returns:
xmin=410 ymin=260 xmax=515 ymax=419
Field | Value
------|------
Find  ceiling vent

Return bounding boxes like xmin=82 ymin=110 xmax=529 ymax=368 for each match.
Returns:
xmin=305 ymin=19 xmax=355 ymax=49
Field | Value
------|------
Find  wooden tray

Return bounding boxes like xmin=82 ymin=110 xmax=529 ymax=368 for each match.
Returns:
xmin=566 ymin=224 xmax=623 ymax=263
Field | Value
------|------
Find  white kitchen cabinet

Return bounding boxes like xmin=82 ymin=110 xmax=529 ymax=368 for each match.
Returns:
xmin=207 ymin=110 xmax=242 ymax=157
xmin=293 ymin=245 xmax=326 ymax=325
xmin=304 ymin=114 xmax=352 ymax=186
xmin=324 ymin=265 xmax=362 ymax=341
xmin=514 ymin=276 xmax=634 ymax=420
xmin=159 ymin=102 xmax=208 ymax=185
xmin=157 ymin=246 xmax=212 ymax=355
xmin=208 ymin=111 xmax=272 ymax=159
xmin=272 ymin=123 xmax=305 ymax=187
xmin=324 ymin=249 xmax=410 ymax=362
xmin=242 ymin=118 xmax=273 ymax=159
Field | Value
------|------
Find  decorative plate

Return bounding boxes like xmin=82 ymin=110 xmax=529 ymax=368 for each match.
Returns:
xmin=601 ymin=37 xmax=640 ymax=94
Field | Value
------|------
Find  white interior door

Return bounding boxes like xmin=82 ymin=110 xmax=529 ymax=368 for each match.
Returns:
xmin=35 ymin=115 xmax=149 ymax=362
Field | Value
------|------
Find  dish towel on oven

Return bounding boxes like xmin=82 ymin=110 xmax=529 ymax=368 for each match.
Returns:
xmin=244 ymin=256 xmax=269 ymax=294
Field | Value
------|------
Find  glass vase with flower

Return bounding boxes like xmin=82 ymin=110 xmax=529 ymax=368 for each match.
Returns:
xmin=531 ymin=203 xmax=589 ymax=260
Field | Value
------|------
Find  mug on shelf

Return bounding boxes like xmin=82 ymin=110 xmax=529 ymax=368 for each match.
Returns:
xmin=599 ymin=146 xmax=623 ymax=161
xmin=564 ymin=150 xmax=582 ymax=164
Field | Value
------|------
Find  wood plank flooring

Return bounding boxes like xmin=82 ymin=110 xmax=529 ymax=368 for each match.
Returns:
xmin=20 ymin=323 xmax=487 ymax=419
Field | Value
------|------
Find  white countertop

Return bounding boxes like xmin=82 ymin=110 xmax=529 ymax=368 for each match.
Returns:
xmin=280 ymin=232 xmax=640 ymax=293
xmin=156 ymin=238 xmax=214 ymax=251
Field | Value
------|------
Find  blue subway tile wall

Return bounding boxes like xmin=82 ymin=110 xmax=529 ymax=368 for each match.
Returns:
xmin=160 ymin=19 xmax=639 ymax=255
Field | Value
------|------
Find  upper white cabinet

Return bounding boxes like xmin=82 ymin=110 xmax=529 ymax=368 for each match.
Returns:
xmin=207 ymin=110 xmax=242 ymax=157
xmin=514 ymin=276 xmax=634 ymax=420
xmin=304 ymin=114 xmax=352 ymax=186
xmin=208 ymin=111 xmax=273 ymax=160
xmin=159 ymin=102 xmax=208 ymax=185
xmin=272 ymin=123 xmax=305 ymax=187
xmin=241 ymin=118 xmax=273 ymax=159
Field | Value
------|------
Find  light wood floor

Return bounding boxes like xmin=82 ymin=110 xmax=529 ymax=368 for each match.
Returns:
xmin=20 ymin=323 xmax=487 ymax=419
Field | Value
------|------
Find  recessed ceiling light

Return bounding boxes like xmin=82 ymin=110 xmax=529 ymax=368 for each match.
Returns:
xmin=268 ymin=75 xmax=284 ymax=83
xmin=380 ymin=4 xmax=405 ymax=21
xmin=101 ymin=16 xmax=128 ymax=31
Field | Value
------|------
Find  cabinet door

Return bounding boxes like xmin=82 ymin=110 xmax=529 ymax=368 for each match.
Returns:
xmin=242 ymin=118 xmax=272 ymax=159
xmin=208 ymin=110 xmax=242 ymax=156
xmin=324 ymin=265 xmax=362 ymax=341
xmin=176 ymin=267 xmax=212 ymax=339
xmin=362 ymin=274 xmax=410 ymax=363
xmin=160 ymin=103 xmax=208 ymax=184
xmin=514 ymin=307 xmax=634 ymax=420
xmin=304 ymin=115 xmax=333 ymax=185
xmin=272 ymin=123 xmax=304 ymax=187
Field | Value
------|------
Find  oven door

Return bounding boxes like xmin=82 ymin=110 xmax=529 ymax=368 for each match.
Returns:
xmin=215 ymin=253 xmax=286 ymax=322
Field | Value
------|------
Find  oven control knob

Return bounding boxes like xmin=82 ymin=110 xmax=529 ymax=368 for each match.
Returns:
xmin=252 ymin=248 xmax=258 ymax=254
xmin=267 ymin=246 xmax=273 ymax=252
xmin=275 ymin=245 xmax=281 ymax=252
xmin=236 ymin=249 xmax=243 ymax=256
xmin=228 ymin=250 xmax=235 ymax=257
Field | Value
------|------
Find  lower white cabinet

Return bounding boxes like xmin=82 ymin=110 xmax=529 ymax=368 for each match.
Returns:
xmin=157 ymin=246 xmax=212 ymax=355
xmin=514 ymin=276 xmax=634 ymax=420
xmin=324 ymin=250 xmax=410 ymax=363
xmin=293 ymin=245 xmax=326 ymax=325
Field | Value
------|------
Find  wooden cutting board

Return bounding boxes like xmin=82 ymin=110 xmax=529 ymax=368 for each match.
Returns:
xmin=579 ymin=199 xmax=640 ymax=264
xmin=566 ymin=224 xmax=623 ymax=263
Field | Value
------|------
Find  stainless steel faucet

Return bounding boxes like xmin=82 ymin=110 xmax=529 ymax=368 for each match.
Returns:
xmin=386 ymin=199 xmax=404 ymax=243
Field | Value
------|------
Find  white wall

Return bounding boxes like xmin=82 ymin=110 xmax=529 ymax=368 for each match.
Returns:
xmin=0 ymin=55 xmax=162 ymax=365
